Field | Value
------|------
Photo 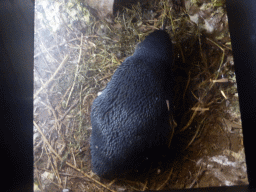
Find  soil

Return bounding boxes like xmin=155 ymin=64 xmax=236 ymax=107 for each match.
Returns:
xmin=33 ymin=0 xmax=248 ymax=191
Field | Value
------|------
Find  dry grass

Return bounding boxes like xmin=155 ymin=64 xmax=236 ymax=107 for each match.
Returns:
xmin=33 ymin=0 xmax=244 ymax=191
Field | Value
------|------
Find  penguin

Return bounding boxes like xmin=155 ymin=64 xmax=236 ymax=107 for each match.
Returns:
xmin=90 ymin=28 xmax=174 ymax=179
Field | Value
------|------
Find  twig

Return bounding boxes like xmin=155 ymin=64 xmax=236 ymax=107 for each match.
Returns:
xmin=58 ymin=99 xmax=79 ymax=122
xmin=33 ymin=121 xmax=116 ymax=192
xmin=34 ymin=140 xmax=45 ymax=165
xmin=142 ymin=180 xmax=148 ymax=191
xmin=206 ymin=37 xmax=225 ymax=87
xmin=220 ymin=90 xmax=227 ymax=99
xmin=35 ymin=167 xmax=43 ymax=191
xmin=34 ymin=36 xmax=98 ymax=59
xmin=191 ymin=107 xmax=209 ymax=111
xmin=157 ymin=168 xmax=173 ymax=190
xmin=40 ymin=100 xmax=61 ymax=132
xmin=99 ymin=74 xmax=113 ymax=82
xmin=71 ymin=148 xmax=77 ymax=167
xmin=44 ymin=144 xmax=62 ymax=185
xmin=179 ymin=103 xmax=199 ymax=132
xmin=66 ymin=34 xmax=83 ymax=107
xmin=34 ymin=121 xmax=61 ymax=159
xmin=107 ymin=179 xmax=116 ymax=187
xmin=184 ymin=117 xmax=206 ymax=151
xmin=65 ymin=162 xmax=116 ymax=192
xmin=56 ymin=86 xmax=71 ymax=110
xmin=34 ymin=54 xmax=70 ymax=99
xmin=210 ymin=78 xmax=229 ymax=83
xmin=187 ymin=166 xmax=205 ymax=188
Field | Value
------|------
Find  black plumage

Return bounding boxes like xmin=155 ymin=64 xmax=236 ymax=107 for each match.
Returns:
xmin=90 ymin=30 xmax=174 ymax=179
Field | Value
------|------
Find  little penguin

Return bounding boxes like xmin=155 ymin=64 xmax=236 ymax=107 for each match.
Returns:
xmin=90 ymin=29 xmax=174 ymax=179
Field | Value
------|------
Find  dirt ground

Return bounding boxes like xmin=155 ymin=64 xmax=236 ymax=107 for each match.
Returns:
xmin=33 ymin=0 xmax=248 ymax=191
